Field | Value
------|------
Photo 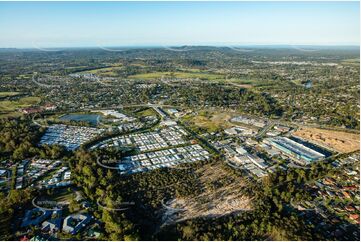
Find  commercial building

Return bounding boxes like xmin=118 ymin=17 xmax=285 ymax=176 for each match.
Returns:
xmin=265 ymin=136 xmax=325 ymax=165
xmin=236 ymin=146 xmax=248 ymax=155
xmin=21 ymin=208 xmax=52 ymax=228
xmin=63 ymin=213 xmax=91 ymax=235
xmin=231 ymin=116 xmax=266 ymax=128
xmin=41 ymin=210 xmax=62 ymax=232
xmin=233 ymin=154 xmax=268 ymax=178
xmin=224 ymin=127 xmax=256 ymax=136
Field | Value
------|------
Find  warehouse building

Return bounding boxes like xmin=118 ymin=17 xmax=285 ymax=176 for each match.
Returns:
xmin=265 ymin=137 xmax=325 ymax=165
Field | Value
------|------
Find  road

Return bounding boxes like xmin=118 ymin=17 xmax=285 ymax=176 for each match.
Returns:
xmin=256 ymin=120 xmax=276 ymax=139
xmin=85 ymin=103 xmax=183 ymax=112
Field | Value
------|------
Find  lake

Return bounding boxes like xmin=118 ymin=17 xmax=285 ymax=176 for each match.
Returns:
xmin=59 ymin=114 xmax=101 ymax=126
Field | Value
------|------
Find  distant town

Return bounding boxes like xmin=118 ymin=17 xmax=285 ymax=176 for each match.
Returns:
xmin=0 ymin=44 xmax=359 ymax=241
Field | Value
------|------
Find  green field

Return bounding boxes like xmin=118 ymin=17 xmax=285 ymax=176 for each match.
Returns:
xmin=181 ymin=110 xmax=233 ymax=132
xmin=135 ymin=107 xmax=157 ymax=117
xmin=80 ymin=66 xmax=224 ymax=80
xmin=79 ymin=65 xmax=123 ymax=77
xmin=128 ymin=71 xmax=224 ymax=80
xmin=341 ymin=58 xmax=360 ymax=66
xmin=0 ymin=92 xmax=21 ymax=97
xmin=0 ymin=96 xmax=41 ymax=118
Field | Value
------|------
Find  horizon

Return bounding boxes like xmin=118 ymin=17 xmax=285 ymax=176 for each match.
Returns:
xmin=0 ymin=1 xmax=359 ymax=48
xmin=0 ymin=44 xmax=360 ymax=51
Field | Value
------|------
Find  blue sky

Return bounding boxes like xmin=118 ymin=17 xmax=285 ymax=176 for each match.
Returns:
xmin=0 ymin=1 xmax=359 ymax=48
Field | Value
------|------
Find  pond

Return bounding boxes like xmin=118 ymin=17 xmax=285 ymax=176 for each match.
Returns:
xmin=59 ymin=114 xmax=101 ymax=126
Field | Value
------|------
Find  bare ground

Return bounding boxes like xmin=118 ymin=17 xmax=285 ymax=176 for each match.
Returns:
xmin=160 ymin=162 xmax=253 ymax=227
xmin=293 ymin=127 xmax=360 ymax=153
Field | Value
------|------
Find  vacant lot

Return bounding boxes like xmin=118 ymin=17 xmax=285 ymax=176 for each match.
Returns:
xmin=161 ymin=162 xmax=252 ymax=226
xmin=182 ymin=110 xmax=234 ymax=132
xmin=293 ymin=127 xmax=360 ymax=153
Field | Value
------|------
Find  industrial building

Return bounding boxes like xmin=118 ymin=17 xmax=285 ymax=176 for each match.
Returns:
xmin=233 ymin=154 xmax=268 ymax=178
xmin=264 ymin=136 xmax=325 ymax=165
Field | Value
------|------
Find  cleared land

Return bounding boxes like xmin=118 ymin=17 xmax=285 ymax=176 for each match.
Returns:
xmin=161 ymin=162 xmax=252 ymax=226
xmin=293 ymin=127 xmax=360 ymax=153
xmin=182 ymin=110 xmax=234 ymax=132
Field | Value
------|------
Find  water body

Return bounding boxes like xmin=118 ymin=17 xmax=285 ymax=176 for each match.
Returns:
xmin=304 ymin=80 xmax=313 ymax=89
xmin=60 ymin=114 xmax=101 ymax=126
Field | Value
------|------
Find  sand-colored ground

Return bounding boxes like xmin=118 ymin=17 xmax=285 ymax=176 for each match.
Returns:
xmin=161 ymin=162 xmax=252 ymax=226
xmin=293 ymin=127 xmax=360 ymax=153
xmin=184 ymin=111 xmax=233 ymax=132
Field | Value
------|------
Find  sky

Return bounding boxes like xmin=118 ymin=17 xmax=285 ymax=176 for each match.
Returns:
xmin=0 ymin=1 xmax=359 ymax=48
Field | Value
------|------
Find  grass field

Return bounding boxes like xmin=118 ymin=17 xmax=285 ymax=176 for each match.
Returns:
xmin=0 ymin=96 xmax=41 ymax=118
xmin=81 ymin=66 xmax=228 ymax=80
xmin=182 ymin=110 xmax=233 ymax=132
xmin=79 ymin=64 xmax=123 ymax=77
xmin=135 ymin=108 xmax=157 ymax=117
xmin=221 ymin=78 xmax=258 ymax=88
xmin=128 ymin=71 xmax=224 ymax=80
xmin=49 ymin=188 xmax=74 ymax=203
xmin=293 ymin=127 xmax=360 ymax=153
xmin=219 ymin=78 xmax=281 ymax=89
xmin=0 ymin=92 xmax=21 ymax=97
xmin=341 ymin=58 xmax=360 ymax=66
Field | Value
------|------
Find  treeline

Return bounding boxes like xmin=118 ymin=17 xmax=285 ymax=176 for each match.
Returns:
xmin=69 ymin=148 xmax=139 ymax=240
xmin=238 ymin=88 xmax=283 ymax=117
xmin=68 ymin=147 xmax=320 ymax=240
xmin=0 ymin=117 xmax=42 ymax=160
xmin=0 ymin=189 xmax=33 ymax=240
xmin=69 ymin=148 xmax=227 ymax=239
xmin=0 ymin=117 xmax=68 ymax=161
xmin=68 ymin=143 xmax=360 ymax=241
xmin=156 ymin=161 xmax=353 ymax=241
xmin=162 ymin=83 xmax=284 ymax=118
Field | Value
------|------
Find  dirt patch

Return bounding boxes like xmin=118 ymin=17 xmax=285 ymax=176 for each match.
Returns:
xmin=293 ymin=127 xmax=360 ymax=153
xmin=185 ymin=111 xmax=233 ymax=132
xmin=228 ymin=82 xmax=253 ymax=89
xmin=161 ymin=162 xmax=252 ymax=226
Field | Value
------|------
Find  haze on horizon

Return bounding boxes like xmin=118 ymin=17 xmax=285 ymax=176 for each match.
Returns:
xmin=0 ymin=1 xmax=359 ymax=48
